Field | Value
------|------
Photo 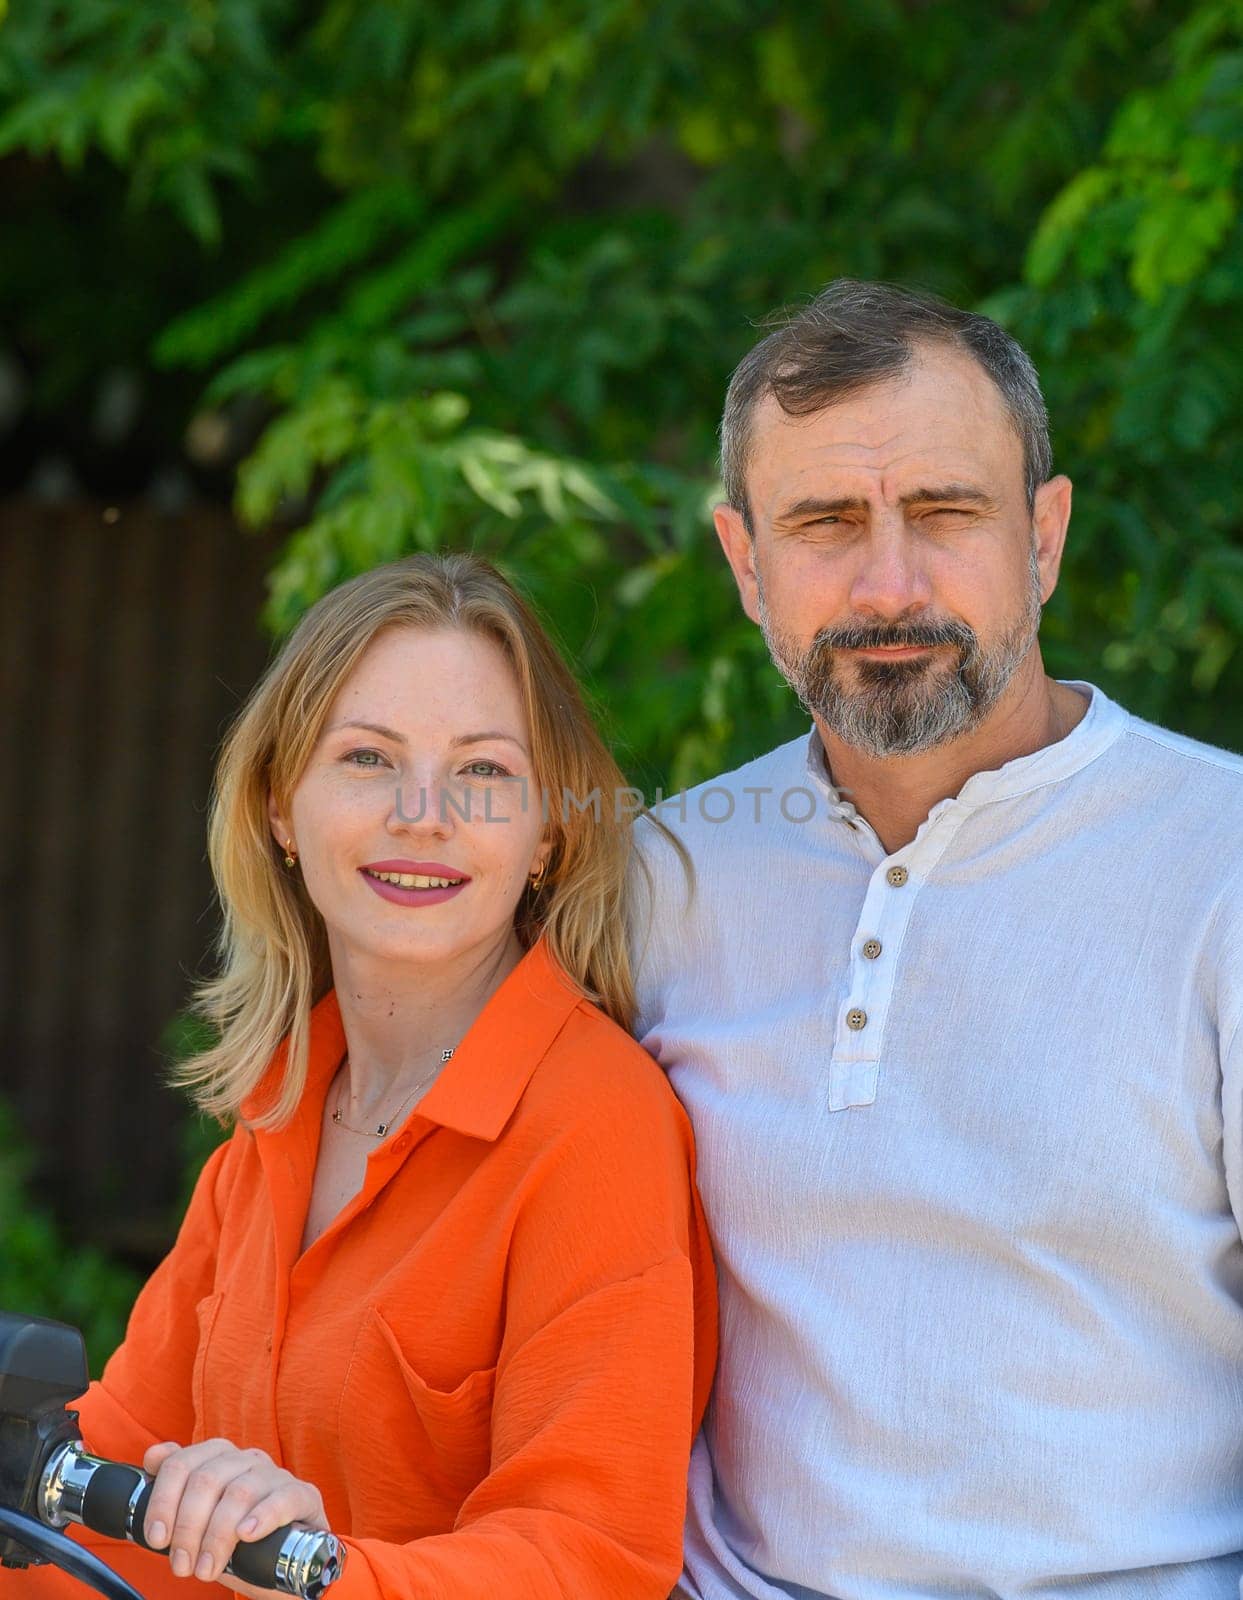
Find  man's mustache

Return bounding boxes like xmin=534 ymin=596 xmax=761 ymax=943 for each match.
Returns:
xmin=808 ymin=617 xmax=979 ymax=654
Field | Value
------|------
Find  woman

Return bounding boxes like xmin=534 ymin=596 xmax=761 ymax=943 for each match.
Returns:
xmin=14 ymin=552 xmax=715 ymax=1598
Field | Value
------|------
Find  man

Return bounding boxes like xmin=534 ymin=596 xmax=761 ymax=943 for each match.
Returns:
xmin=629 ymin=279 xmax=1243 ymax=1599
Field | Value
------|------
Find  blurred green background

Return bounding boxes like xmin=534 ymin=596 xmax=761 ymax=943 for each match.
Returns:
xmin=3 ymin=0 xmax=1243 ymax=1368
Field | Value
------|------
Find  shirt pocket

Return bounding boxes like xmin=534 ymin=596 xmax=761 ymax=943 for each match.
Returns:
xmin=338 ymin=1304 xmax=496 ymax=1535
xmin=190 ymin=1292 xmax=224 ymax=1442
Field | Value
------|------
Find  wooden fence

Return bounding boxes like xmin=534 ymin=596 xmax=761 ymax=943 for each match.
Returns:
xmin=0 ymin=498 xmax=281 ymax=1260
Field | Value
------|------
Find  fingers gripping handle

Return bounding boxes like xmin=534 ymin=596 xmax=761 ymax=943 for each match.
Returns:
xmin=85 ymin=1464 xmax=290 ymax=1579
xmin=51 ymin=1450 xmax=345 ymax=1596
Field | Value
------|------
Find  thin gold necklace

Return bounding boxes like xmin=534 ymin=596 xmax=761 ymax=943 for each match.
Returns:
xmin=330 ymin=1047 xmax=456 ymax=1138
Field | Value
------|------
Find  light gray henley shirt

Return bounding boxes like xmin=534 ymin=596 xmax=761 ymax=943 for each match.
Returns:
xmin=630 ymin=681 xmax=1243 ymax=1600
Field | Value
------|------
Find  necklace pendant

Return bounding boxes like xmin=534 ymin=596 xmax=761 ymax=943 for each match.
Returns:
xmin=331 ymin=1109 xmax=342 ymax=1124
xmin=376 ymin=1121 xmax=388 ymax=1137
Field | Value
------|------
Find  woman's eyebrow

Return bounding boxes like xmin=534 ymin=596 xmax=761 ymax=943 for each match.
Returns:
xmin=451 ymin=731 xmax=530 ymax=756
xmin=326 ymin=719 xmax=529 ymax=756
xmin=325 ymin=719 xmax=407 ymax=741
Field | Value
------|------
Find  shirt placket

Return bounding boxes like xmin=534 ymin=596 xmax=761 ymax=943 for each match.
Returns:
xmin=828 ymin=800 xmax=966 ymax=1111
xmin=272 ymin=1118 xmax=434 ymax=1462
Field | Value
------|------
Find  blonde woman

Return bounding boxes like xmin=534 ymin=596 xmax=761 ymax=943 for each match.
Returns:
xmin=16 ymin=553 xmax=715 ymax=1599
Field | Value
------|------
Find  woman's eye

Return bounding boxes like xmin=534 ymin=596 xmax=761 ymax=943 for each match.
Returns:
xmin=343 ymin=749 xmax=387 ymax=768
xmin=463 ymin=760 xmax=508 ymax=778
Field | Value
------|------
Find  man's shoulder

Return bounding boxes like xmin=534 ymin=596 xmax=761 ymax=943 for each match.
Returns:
xmin=1091 ymin=704 xmax=1243 ymax=887
xmin=636 ymin=728 xmax=814 ymax=852
xmin=627 ymin=731 xmax=820 ymax=1009
xmin=1111 ymin=707 xmax=1243 ymax=802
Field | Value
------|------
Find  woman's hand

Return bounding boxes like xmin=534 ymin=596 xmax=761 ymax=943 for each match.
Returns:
xmin=141 ymin=1438 xmax=328 ymax=1590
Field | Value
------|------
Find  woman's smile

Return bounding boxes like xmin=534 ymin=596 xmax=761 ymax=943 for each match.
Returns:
xmin=359 ymin=863 xmax=471 ymax=907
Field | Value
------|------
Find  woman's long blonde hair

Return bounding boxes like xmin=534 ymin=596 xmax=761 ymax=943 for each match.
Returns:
xmin=174 ymin=551 xmax=691 ymax=1129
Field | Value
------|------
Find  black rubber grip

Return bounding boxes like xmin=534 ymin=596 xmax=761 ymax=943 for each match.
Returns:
xmin=225 ymin=1524 xmax=295 ymax=1587
xmin=126 ymin=1479 xmax=164 ymax=1551
xmin=80 ymin=1464 xmax=147 ymax=1544
xmin=84 ymin=1465 xmax=299 ymax=1589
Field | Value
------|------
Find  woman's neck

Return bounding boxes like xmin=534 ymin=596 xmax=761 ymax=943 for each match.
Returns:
xmin=327 ymin=929 xmax=526 ymax=1108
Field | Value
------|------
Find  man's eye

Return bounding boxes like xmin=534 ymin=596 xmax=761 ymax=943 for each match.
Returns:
xmin=343 ymin=749 xmax=386 ymax=768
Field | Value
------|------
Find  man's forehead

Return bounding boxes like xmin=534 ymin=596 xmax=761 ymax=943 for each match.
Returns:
xmin=747 ymin=348 xmax=1020 ymax=512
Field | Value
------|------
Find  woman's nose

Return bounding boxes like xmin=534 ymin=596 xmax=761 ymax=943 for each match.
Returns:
xmin=390 ymin=776 xmax=457 ymax=835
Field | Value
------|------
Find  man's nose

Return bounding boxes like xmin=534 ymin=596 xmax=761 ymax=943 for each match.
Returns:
xmin=847 ymin=524 xmax=933 ymax=619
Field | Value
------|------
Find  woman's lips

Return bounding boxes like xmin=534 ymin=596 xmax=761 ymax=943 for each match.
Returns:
xmin=359 ymin=869 xmax=468 ymax=908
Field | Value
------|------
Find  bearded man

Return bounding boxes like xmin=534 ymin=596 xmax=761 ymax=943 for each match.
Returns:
xmin=631 ymin=279 xmax=1243 ymax=1600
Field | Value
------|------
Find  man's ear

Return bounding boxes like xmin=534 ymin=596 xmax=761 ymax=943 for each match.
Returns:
xmin=1032 ymin=474 xmax=1073 ymax=603
xmin=713 ymin=502 xmax=761 ymax=624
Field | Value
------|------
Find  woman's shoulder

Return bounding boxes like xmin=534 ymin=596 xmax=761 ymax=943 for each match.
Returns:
xmin=189 ymin=1121 xmax=245 ymax=1184
xmin=188 ymin=1117 xmax=264 ymax=1207
xmin=521 ymin=990 xmax=693 ymax=1144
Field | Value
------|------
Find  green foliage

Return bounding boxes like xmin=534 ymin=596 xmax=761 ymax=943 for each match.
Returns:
xmin=1001 ymin=0 xmax=1243 ymax=736
xmin=0 ymin=1100 xmax=139 ymax=1376
xmin=155 ymin=1011 xmax=230 ymax=1215
xmin=4 ymin=0 xmax=1243 ymax=805
xmin=0 ymin=0 xmax=291 ymax=244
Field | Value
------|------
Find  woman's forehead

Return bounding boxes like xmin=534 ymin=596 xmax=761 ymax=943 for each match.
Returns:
xmin=329 ymin=627 xmax=527 ymax=731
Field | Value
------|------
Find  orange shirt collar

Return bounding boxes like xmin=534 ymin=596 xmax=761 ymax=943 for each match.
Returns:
xmin=416 ymin=935 xmax=585 ymax=1140
xmin=243 ymin=935 xmax=585 ymax=1142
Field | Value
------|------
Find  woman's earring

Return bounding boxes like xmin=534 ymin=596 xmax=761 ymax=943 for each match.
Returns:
xmin=284 ymin=839 xmax=297 ymax=870
xmin=529 ymin=858 xmax=547 ymax=892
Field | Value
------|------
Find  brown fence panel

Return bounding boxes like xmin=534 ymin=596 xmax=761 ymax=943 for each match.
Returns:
xmin=0 ymin=498 xmax=280 ymax=1260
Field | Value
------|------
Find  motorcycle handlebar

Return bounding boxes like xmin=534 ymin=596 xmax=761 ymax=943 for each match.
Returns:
xmin=41 ymin=1444 xmax=346 ymax=1597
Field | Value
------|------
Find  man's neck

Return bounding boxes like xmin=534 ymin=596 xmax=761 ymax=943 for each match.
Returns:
xmin=816 ymin=658 xmax=1090 ymax=855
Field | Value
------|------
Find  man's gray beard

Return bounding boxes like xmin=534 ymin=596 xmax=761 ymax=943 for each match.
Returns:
xmin=755 ymin=542 xmax=1044 ymax=759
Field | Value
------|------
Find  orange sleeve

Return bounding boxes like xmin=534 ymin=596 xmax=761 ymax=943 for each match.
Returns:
xmin=335 ymin=1040 xmax=718 ymax=1600
xmin=1 ymin=1135 xmax=237 ymax=1598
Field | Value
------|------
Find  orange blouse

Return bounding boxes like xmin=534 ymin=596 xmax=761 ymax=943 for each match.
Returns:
xmin=10 ymin=936 xmax=717 ymax=1598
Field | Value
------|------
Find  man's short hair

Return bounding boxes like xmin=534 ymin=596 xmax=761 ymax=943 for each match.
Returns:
xmin=719 ymin=278 xmax=1052 ymax=531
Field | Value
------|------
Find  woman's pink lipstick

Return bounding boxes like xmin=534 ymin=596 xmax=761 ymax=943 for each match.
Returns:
xmin=359 ymin=861 xmax=470 ymax=908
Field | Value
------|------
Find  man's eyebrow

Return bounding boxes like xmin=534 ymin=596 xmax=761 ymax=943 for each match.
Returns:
xmin=775 ymin=485 xmax=995 ymax=522
xmin=774 ymin=495 xmax=869 ymax=521
xmin=899 ymin=483 xmax=995 ymax=507
xmin=325 ymin=720 xmax=529 ymax=755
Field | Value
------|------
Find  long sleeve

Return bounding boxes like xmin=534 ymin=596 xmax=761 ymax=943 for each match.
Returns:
xmin=332 ymin=1051 xmax=717 ymax=1600
xmin=2 ymin=1135 xmax=236 ymax=1597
